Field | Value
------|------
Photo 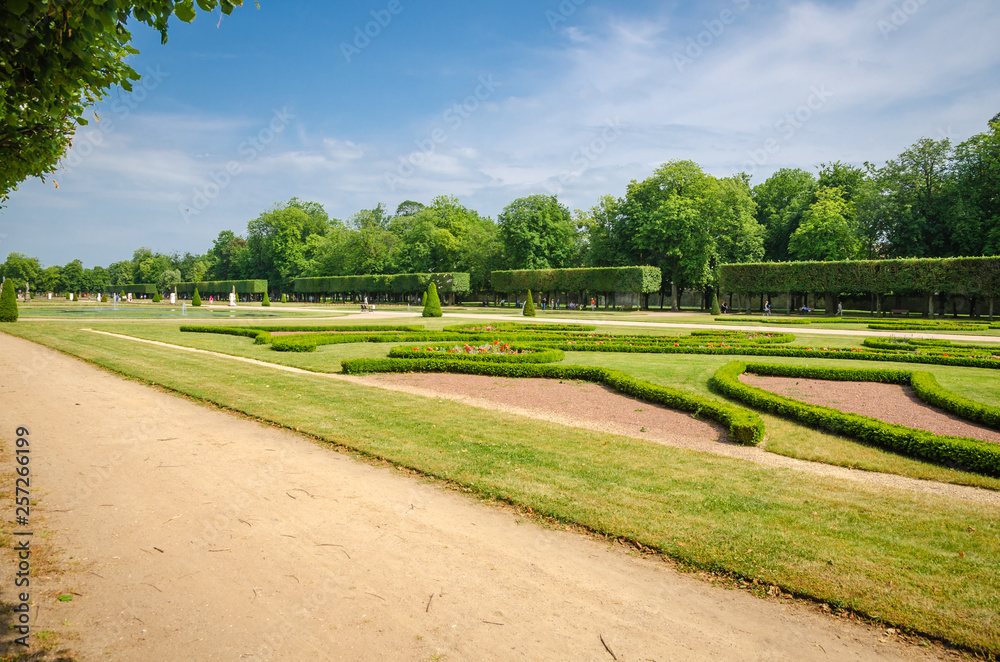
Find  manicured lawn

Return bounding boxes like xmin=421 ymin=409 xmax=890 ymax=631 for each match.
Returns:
xmin=4 ymin=319 xmax=1000 ymax=655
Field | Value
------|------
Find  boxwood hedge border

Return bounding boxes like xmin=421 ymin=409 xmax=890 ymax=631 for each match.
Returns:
xmin=342 ymin=357 xmax=765 ymax=446
xmin=709 ymin=361 xmax=1000 ymax=476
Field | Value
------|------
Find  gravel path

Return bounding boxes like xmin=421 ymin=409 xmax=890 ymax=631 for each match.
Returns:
xmin=742 ymin=374 xmax=1000 ymax=444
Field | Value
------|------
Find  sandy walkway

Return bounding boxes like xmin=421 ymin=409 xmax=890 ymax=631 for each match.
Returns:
xmin=0 ymin=331 xmax=965 ymax=660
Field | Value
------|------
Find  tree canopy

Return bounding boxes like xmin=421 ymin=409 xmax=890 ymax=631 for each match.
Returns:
xmin=0 ymin=0 xmax=252 ymax=202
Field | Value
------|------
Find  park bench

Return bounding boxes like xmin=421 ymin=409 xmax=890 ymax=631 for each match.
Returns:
xmin=890 ymin=309 xmax=910 ymax=317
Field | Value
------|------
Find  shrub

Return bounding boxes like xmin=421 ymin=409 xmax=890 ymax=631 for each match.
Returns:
xmin=422 ymin=282 xmax=442 ymax=317
xmin=341 ymin=358 xmax=764 ymax=446
xmin=0 ymin=279 xmax=19 ymax=322
xmin=710 ymin=361 xmax=1000 ymax=476
xmin=152 ymin=292 xmax=162 ymax=302
xmin=281 ymin=293 xmax=287 ymax=303
xmin=119 ymin=290 xmax=125 ymax=300
xmin=262 ymin=291 xmax=271 ymax=307
xmin=709 ymin=289 xmax=721 ymax=316
xmin=192 ymin=288 xmax=202 ymax=307
xmin=523 ymin=290 xmax=536 ymax=317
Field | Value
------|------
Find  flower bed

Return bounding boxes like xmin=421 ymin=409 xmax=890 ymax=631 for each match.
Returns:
xmin=388 ymin=342 xmax=565 ymax=364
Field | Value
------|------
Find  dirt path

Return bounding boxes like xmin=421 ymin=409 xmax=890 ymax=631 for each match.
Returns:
xmin=0 ymin=332 xmax=968 ymax=660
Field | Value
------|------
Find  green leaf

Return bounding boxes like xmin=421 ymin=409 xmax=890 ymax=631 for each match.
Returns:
xmin=58 ymin=594 xmax=73 ymax=602
xmin=174 ymin=1 xmax=197 ymax=22
xmin=6 ymin=0 xmax=29 ymax=15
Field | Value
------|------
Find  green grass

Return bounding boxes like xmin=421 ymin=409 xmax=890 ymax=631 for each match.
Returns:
xmin=16 ymin=302 xmax=345 ymax=320
xmin=4 ymin=321 xmax=1000 ymax=654
xmin=66 ymin=320 xmax=1000 ymax=488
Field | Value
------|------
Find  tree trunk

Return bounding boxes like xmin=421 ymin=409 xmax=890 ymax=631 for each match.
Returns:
xmin=876 ymin=292 xmax=882 ymax=316
xmin=825 ymin=292 xmax=836 ymax=316
xmin=671 ymin=282 xmax=679 ymax=311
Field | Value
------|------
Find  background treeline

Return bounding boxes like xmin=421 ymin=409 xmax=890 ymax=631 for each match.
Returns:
xmin=2 ymin=114 xmax=997 ymax=300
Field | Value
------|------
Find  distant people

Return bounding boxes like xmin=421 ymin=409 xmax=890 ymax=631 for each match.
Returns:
xmin=720 ymin=301 xmax=729 ymax=314
xmin=837 ymin=301 xmax=843 ymax=316
xmin=765 ymin=301 xmax=771 ymax=316
xmin=590 ymin=297 xmax=596 ymax=311
xmin=800 ymin=305 xmax=812 ymax=314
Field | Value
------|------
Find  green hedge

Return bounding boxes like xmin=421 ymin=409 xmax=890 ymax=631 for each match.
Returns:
xmin=175 ymin=280 xmax=268 ymax=295
xmin=293 ymin=273 xmax=470 ymax=295
xmin=709 ymin=361 xmax=1000 ymax=476
xmin=490 ymin=266 xmax=662 ymax=294
xmin=867 ymin=322 xmax=988 ymax=331
xmin=718 ymin=256 xmax=1000 ymax=296
xmin=388 ymin=343 xmax=566 ymax=364
xmin=341 ymin=358 xmax=764 ymax=446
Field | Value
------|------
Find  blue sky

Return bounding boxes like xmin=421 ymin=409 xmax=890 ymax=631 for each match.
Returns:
xmin=3 ymin=0 xmax=1000 ymax=267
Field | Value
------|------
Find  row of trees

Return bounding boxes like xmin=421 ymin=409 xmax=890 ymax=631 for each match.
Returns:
xmin=0 ymin=248 xmax=207 ymax=295
xmin=3 ymin=114 xmax=997 ymax=304
xmin=755 ymin=113 xmax=1000 ymax=263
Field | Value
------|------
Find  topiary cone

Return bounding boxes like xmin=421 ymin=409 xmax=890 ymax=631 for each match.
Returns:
xmin=709 ymin=288 xmax=721 ymax=316
xmin=262 ymin=291 xmax=271 ymax=307
xmin=523 ymin=290 xmax=536 ymax=317
xmin=0 ymin=279 xmax=19 ymax=322
xmin=192 ymin=288 xmax=202 ymax=306
xmin=422 ymin=282 xmax=443 ymax=317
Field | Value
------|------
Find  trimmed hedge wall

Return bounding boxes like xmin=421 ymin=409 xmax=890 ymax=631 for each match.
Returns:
xmin=709 ymin=361 xmax=1000 ymax=476
xmin=293 ymin=273 xmax=470 ymax=295
xmin=718 ymin=256 xmax=1000 ymax=296
xmin=342 ymin=358 xmax=764 ymax=446
xmin=176 ymin=280 xmax=268 ymax=295
xmin=490 ymin=266 xmax=662 ymax=294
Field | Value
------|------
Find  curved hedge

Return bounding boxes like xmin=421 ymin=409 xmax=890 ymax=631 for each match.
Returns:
xmin=342 ymin=358 xmax=764 ymax=446
xmin=710 ymin=361 xmax=1000 ymax=476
